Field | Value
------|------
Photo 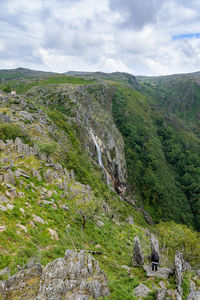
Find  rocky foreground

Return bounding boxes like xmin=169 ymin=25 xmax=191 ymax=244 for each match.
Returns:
xmin=0 ymin=249 xmax=110 ymax=300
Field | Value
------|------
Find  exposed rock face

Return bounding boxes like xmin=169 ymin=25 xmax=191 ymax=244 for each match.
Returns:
xmin=143 ymin=265 xmax=173 ymax=279
xmin=0 ymin=250 xmax=109 ymax=300
xmin=175 ymin=251 xmax=183 ymax=295
xmin=157 ymin=289 xmax=167 ymax=300
xmin=28 ymin=84 xmax=127 ymax=193
xmin=133 ymin=236 xmax=144 ymax=266
xmin=187 ymin=292 xmax=200 ymax=300
xmin=0 ymin=264 xmax=42 ymax=300
xmin=134 ymin=283 xmax=151 ymax=298
xmin=151 ymin=234 xmax=160 ymax=256
xmin=36 ymin=250 xmax=110 ymax=300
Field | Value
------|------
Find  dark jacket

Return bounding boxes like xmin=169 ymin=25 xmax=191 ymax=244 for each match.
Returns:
xmin=151 ymin=252 xmax=159 ymax=263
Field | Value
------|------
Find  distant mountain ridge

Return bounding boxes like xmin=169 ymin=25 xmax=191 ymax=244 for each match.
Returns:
xmin=0 ymin=67 xmax=56 ymax=81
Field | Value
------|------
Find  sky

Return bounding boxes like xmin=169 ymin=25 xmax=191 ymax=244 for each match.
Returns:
xmin=1 ymin=0 xmax=200 ymax=76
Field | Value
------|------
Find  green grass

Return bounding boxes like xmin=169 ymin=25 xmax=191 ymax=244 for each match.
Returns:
xmin=0 ymin=75 xmax=96 ymax=94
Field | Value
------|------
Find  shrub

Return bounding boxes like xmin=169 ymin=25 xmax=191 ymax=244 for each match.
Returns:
xmin=2 ymin=84 xmax=11 ymax=93
xmin=0 ymin=123 xmax=31 ymax=144
xmin=38 ymin=141 xmax=58 ymax=157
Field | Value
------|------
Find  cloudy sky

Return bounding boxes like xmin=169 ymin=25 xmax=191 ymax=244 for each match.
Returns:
xmin=1 ymin=0 xmax=200 ymax=75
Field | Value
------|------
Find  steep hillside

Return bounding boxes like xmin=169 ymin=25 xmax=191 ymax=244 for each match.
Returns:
xmin=1 ymin=72 xmax=200 ymax=299
xmin=137 ymin=73 xmax=200 ymax=131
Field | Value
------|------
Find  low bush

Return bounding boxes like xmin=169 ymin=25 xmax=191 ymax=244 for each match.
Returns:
xmin=0 ymin=123 xmax=31 ymax=145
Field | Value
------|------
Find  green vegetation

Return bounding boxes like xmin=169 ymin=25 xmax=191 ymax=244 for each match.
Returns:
xmin=0 ymin=123 xmax=32 ymax=145
xmin=2 ymin=84 xmax=11 ymax=93
xmin=38 ymin=141 xmax=58 ymax=158
xmin=112 ymin=87 xmax=193 ymax=225
xmin=1 ymin=70 xmax=200 ymax=298
xmin=112 ymin=84 xmax=200 ymax=230
xmin=156 ymin=222 xmax=200 ymax=267
xmin=0 ymin=75 xmax=96 ymax=94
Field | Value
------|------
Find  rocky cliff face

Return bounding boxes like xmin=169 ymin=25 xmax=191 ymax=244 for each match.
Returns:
xmin=27 ymin=83 xmax=127 ymax=193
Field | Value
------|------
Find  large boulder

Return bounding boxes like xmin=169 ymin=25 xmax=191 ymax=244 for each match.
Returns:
xmin=36 ymin=250 xmax=110 ymax=300
xmin=143 ymin=265 xmax=173 ymax=279
xmin=133 ymin=236 xmax=144 ymax=266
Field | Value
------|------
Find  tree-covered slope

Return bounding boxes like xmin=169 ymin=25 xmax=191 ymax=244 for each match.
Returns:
xmin=112 ymin=82 xmax=200 ymax=230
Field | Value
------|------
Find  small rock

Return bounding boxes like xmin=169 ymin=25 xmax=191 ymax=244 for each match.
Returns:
xmin=47 ymin=190 xmax=53 ymax=197
xmin=39 ymin=200 xmax=53 ymax=206
xmin=52 ymin=204 xmax=57 ymax=210
xmin=102 ymin=202 xmax=110 ymax=215
xmin=14 ymin=170 xmax=22 ymax=177
xmin=145 ymin=228 xmax=151 ymax=236
xmin=196 ymin=270 xmax=200 ymax=277
xmin=17 ymin=223 xmax=27 ymax=233
xmin=190 ymin=280 xmax=196 ymax=292
xmin=32 ymin=169 xmax=41 ymax=181
xmin=3 ymin=170 xmax=15 ymax=185
xmin=5 ymin=184 xmax=12 ymax=189
xmin=44 ymin=169 xmax=53 ymax=183
xmin=0 ymin=195 xmax=8 ymax=203
xmin=0 ymin=226 xmax=6 ymax=232
xmin=126 ymin=216 xmax=134 ymax=225
xmin=96 ymin=220 xmax=104 ymax=227
xmin=0 ymin=205 xmax=7 ymax=212
xmin=0 ymin=267 xmax=10 ymax=278
xmin=47 ymin=228 xmax=59 ymax=240
xmin=7 ymin=204 xmax=14 ymax=210
xmin=33 ymin=214 xmax=45 ymax=224
xmin=134 ymin=283 xmax=151 ymax=298
xmin=10 ymin=188 xmax=17 ymax=198
xmin=5 ymin=191 xmax=10 ymax=197
xmin=20 ymin=208 xmax=25 ymax=214
xmin=60 ymin=204 xmax=69 ymax=211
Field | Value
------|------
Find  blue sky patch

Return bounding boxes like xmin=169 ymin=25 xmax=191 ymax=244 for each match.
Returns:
xmin=172 ymin=33 xmax=200 ymax=40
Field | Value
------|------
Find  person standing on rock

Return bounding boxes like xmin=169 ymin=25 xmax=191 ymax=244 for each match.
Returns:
xmin=151 ymin=252 xmax=159 ymax=272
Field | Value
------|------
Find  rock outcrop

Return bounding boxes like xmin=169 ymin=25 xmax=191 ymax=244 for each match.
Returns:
xmin=175 ymin=251 xmax=183 ymax=296
xmin=187 ymin=291 xmax=200 ymax=300
xmin=0 ymin=250 xmax=110 ymax=300
xmin=0 ymin=263 xmax=42 ymax=299
xmin=133 ymin=236 xmax=144 ymax=266
xmin=134 ymin=283 xmax=151 ymax=298
xmin=157 ymin=289 xmax=167 ymax=300
xmin=151 ymin=234 xmax=160 ymax=256
xmin=143 ymin=265 xmax=173 ymax=279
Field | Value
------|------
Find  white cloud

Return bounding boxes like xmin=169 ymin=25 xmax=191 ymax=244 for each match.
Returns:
xmin=1 ymin=0 xmax=200 ymax=75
